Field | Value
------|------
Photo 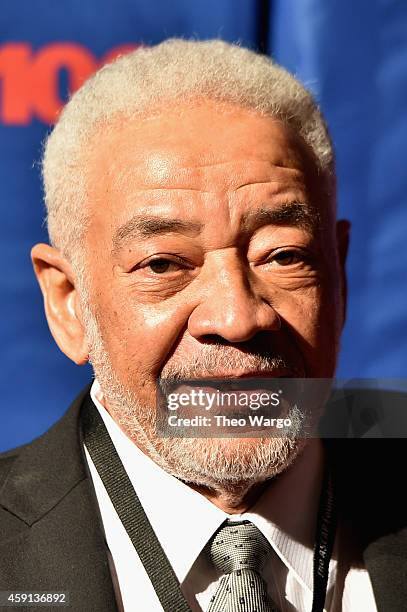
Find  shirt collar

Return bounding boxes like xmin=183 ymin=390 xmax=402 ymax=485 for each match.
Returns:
xmin=90 ymin=379 xmax=324 ymax=591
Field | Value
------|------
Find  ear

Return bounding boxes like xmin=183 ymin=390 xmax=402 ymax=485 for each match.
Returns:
xmin=336 ymin=219 xmax=351 ymax=327
xmin=31 ymin=243 xmax=89 ymax=365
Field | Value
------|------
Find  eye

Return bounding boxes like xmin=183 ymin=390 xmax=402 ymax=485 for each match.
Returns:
xmin=147 ymin=257 xmax=177 ymax=274
xmin=271 ymin=250 xmax=306 ymax=266
xmin=146 ymin=257 xmax=181 ymax=274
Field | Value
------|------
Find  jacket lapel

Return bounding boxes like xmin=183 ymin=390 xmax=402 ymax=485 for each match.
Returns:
xmin=364 ymin=529 xmax=407 ymax=612
xmin=0 ymin=385 xmax=118 ymax=612
xmin=327 ymin=434 xmax=407 ymax=612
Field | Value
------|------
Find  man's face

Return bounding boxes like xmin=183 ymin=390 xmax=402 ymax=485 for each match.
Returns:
xmin=79 ymin=101 xmax=348 ymax=489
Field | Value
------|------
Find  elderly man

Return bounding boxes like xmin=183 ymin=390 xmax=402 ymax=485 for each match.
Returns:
xmin=0 ymin=39 xmax=405 ymax=612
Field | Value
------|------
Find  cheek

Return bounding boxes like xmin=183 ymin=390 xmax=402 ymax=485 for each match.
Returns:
xmin=94 ymin=291 xmax=193 ymax=380
xmin=277 ymin=286 xmax=340 ymax=376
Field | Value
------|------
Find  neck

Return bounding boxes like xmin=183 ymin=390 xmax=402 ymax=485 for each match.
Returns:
xmin=185 ymin=479 xmax=271 ymax=513
xmin=185 ymin=439 xmax=325 ymax=522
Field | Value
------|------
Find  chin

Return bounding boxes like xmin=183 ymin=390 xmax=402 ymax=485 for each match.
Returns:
xmin=152 ymin=434 xmax=305 ymax=491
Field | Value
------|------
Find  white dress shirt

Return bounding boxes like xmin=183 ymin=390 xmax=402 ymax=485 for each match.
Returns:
xmin=83 ymin=380 xmax=377 ymax=611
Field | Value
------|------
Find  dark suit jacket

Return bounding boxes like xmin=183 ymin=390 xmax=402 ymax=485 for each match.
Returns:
xmin=0 ymin=386 xmax=406 ymax=611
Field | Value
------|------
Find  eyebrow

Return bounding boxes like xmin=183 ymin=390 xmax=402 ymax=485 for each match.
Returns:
xmin=241 ymin=201 xmax=318 ymax=234
xmin=112 ymin=216 xmax=203 ymax=254
xmin=111 ymin=201 xmax=318 ymax=255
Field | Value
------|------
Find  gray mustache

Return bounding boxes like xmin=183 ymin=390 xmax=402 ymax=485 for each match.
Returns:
xmin=160 ymin=354 xmax=298 ymax=381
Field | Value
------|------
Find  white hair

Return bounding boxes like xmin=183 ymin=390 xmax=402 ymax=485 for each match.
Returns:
xmin=42 ymin=38 xmax=335 ymax=270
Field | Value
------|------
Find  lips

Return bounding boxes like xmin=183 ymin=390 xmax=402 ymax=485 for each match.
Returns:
xmin=169 ymin=372 xmax=294 ymax=397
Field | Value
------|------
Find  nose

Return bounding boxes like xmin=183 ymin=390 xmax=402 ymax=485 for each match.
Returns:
xmin=187 ymin=262 xmax=281 ymax=343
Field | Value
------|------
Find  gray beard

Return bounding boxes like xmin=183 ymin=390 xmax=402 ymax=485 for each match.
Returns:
xmin=83 ymin=301 xmax=308 ymax=501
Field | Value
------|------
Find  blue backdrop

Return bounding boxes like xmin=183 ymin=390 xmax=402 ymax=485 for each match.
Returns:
xmin=1 ymin=0 xmax=406 ymax=451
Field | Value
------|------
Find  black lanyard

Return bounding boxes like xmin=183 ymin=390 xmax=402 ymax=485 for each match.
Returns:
xmin=80 ymin=395 xmax=336 ymax=612
xmin=311 ymin=444 xmax=337 ymax=612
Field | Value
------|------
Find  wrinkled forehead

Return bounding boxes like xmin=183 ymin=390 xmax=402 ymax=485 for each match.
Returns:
xmin=84 ymin=101 xmax=332 ymax=231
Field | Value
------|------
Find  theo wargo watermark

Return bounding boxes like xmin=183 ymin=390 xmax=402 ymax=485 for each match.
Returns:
xmin=155 ymin=377 xmax=332 ymax=438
